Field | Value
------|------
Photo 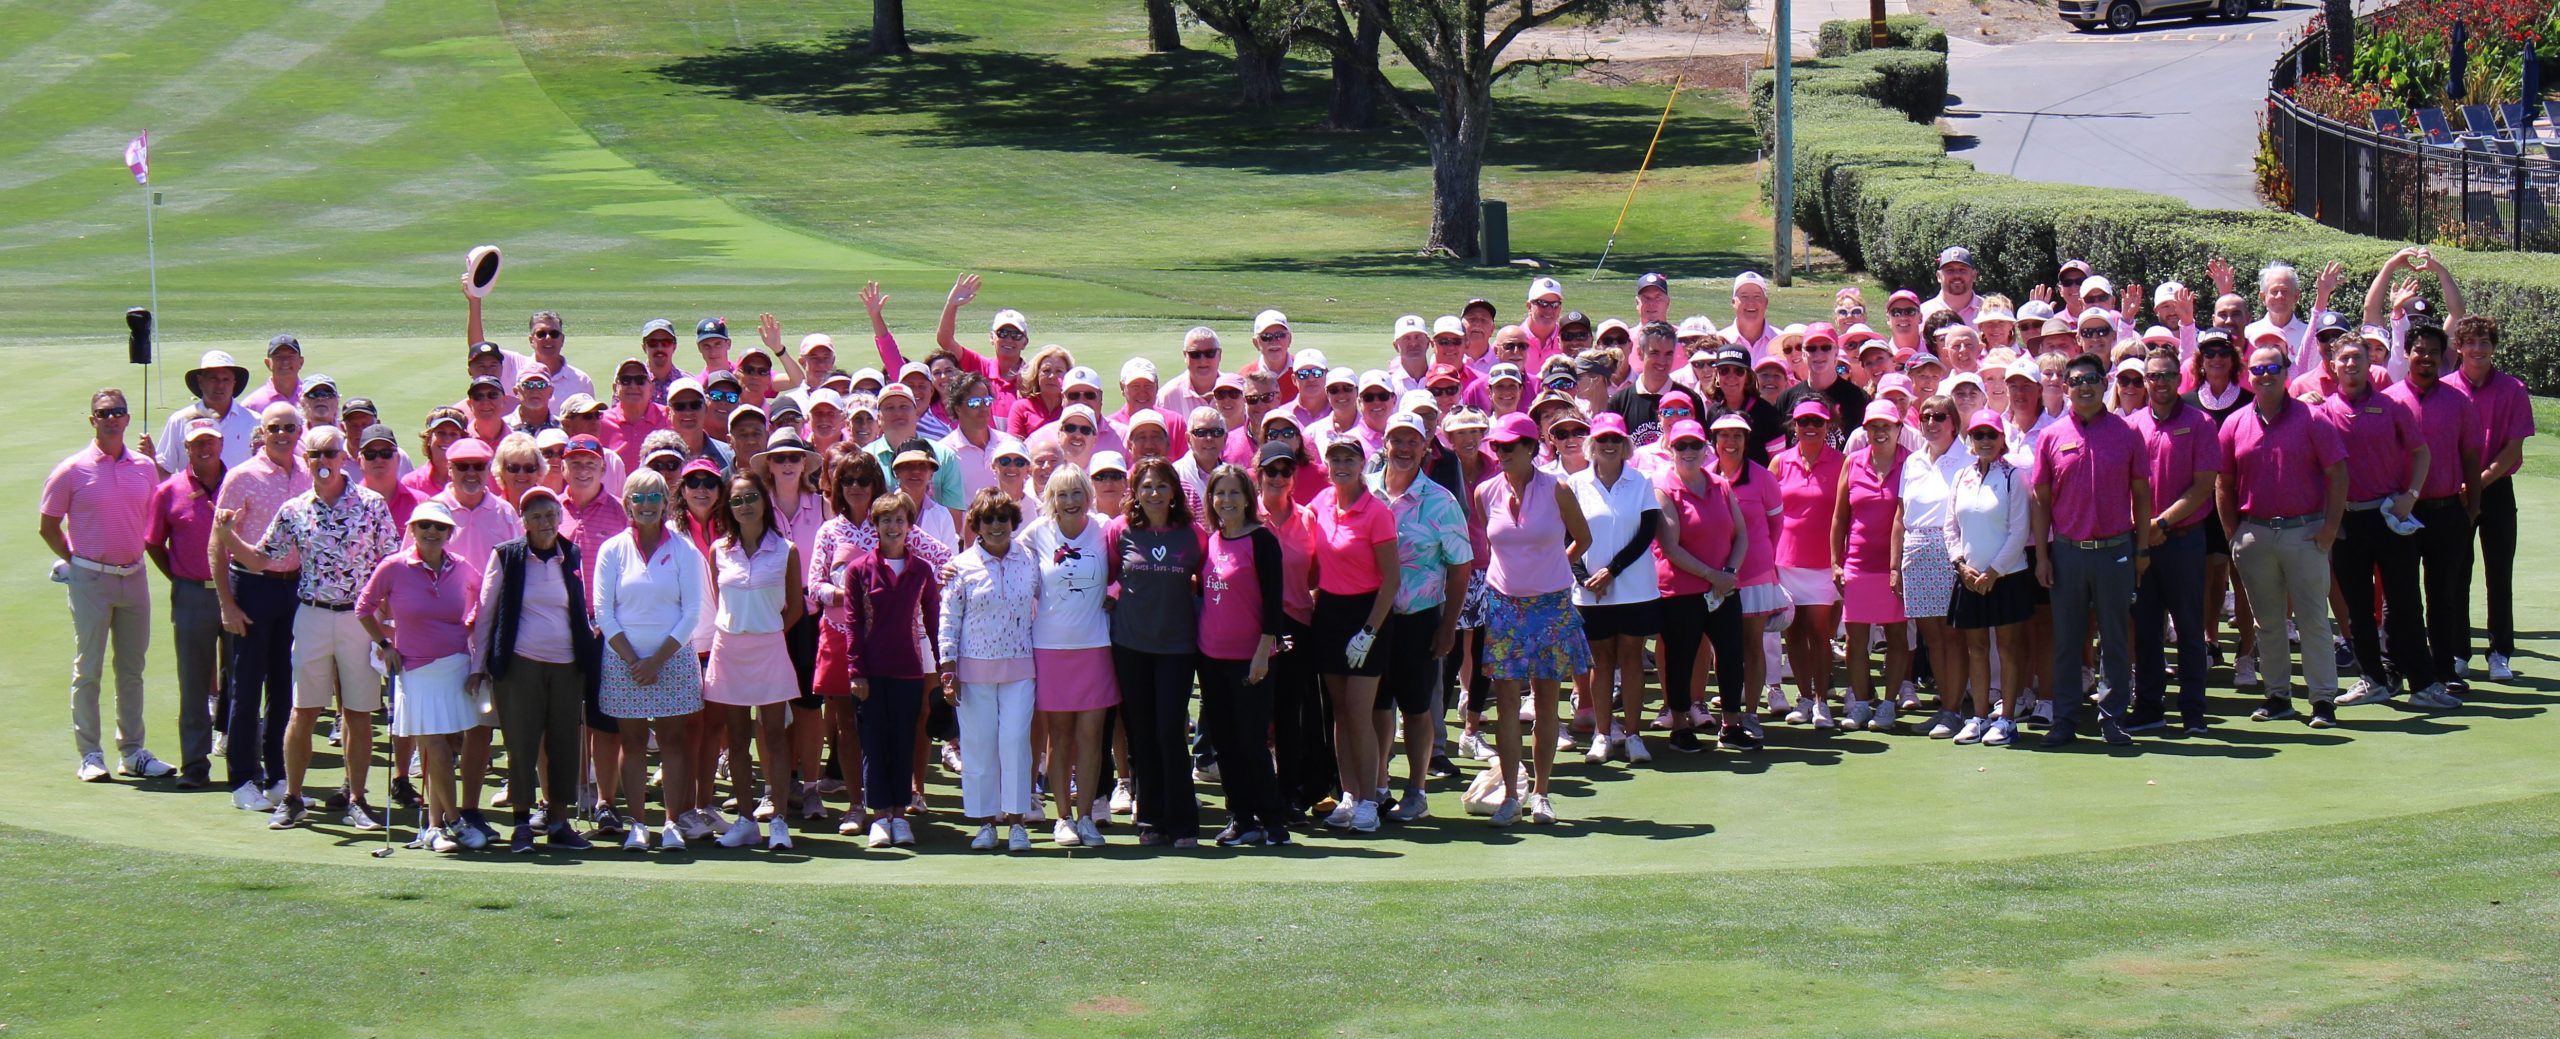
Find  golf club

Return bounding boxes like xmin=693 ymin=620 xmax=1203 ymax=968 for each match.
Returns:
xmin=371 ymin=665 xmax=396 ymax=858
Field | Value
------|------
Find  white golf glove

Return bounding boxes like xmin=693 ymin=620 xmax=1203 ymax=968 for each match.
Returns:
xmin=1345 ymin=628 xmax=1376 ymax=669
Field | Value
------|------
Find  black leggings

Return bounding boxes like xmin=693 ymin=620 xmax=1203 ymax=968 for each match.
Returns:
xmin=1271 ymin=618 xmax=1334 ymax=811
xmin=1112 ymin=646 xmax=1199 ymax=840
xmin=1198 ymin=657 xmax=1283 ymax=832
xmin=857 ymin=676 xmax=923 ymax=813
xmin=1657 ymin=593 xmax=1745 ymax=717
xmin=2475 ymin=478 xmax=2517 ymax=659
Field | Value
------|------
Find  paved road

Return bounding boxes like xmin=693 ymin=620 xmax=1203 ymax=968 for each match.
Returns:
xmin=1945 ymin=4 xmax=2322 ymax=210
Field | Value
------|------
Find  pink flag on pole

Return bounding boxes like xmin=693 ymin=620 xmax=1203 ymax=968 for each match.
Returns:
xmin=124 ymin=131 xmax=149 ymax=185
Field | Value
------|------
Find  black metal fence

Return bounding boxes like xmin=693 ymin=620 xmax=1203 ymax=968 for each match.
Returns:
xmin=2267 ymin=31 xmax=2559 ymax=252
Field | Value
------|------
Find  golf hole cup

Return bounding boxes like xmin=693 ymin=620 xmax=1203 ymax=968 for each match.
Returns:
xmin=464 ymin=244 xmax=503 ymax=299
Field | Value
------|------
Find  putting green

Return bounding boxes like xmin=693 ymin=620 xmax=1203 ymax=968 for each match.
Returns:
xmin=3 ymin=339 xmax=2552 ymax=885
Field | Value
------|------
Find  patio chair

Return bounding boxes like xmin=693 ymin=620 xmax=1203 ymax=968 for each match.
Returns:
xmin=2460 ymin=104 xmax=2507 ymax=139
xmin=2370 ymin=108 xmax=2407 ymax=138
xmin=2414 ymin=107 xmax=2456 ymax=146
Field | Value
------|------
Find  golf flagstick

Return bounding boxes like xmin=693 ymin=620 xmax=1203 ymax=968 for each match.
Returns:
xmin=125 ymin=132 xmax=160 ymax=412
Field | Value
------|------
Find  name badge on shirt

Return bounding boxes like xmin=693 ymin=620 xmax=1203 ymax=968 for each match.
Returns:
xmin=2057 ymin=442 xmax=2080 ymax=454
xmin=2171 ymin=426 xmax=2191 ymax=436
xmin=2364 ymin=406 xmax=2383 ymax=414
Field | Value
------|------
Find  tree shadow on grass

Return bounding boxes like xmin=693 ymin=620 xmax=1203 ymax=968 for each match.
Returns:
xmin=1180 ymin=248 xmax=1772 ymax=281
xmin=650 ymin=32 xmax=1754 ymax=177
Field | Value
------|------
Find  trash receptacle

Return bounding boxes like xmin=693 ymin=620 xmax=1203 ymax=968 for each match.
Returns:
xmin=1479 ymin=200 xmax=1508 ymax=267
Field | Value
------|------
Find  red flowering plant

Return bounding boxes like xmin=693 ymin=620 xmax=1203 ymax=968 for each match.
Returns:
xmin=2346 ymin=0 xmax=2558 ymax=112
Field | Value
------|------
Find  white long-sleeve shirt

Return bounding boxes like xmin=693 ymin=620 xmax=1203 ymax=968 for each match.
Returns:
xmin=590 ymin=528 xmax=704 ymax=655
xmin=936 ymin=543 xmax=1039 ymax=664
xmin=1944 ymin=457 xmax=2031 ymax=578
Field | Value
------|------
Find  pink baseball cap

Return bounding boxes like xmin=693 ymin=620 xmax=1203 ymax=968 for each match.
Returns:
xmin=1789 ymin=399 xmax=1831 ymax=423
xmin=1862 ymin=400 xmax=1903 ymax=426
xmin=1665 ymin=419 xmax=1708 ymax=445
xmin=1588 ymin=413 xmax=1631 ymax=440
xmin=1965 ymin=408 xmax=2004 ymax=434
xmin=445 ymin=438 xmax=493 ymax=464
xmin=1487 ymin=412 xmax=1541 ymax=446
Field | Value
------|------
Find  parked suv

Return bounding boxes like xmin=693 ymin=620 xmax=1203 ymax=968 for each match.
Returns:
xmin=2062 ymin=0 xmax=2253 ymax=32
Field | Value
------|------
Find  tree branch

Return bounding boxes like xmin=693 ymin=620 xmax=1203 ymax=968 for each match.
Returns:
xmin=1489 ymin=52 xmax=1606 ymax=85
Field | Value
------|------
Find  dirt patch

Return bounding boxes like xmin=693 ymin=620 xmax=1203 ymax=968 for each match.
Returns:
xmin=1912 ymin=0 xmax=2067 ymax=45
xmin=1580 ymin=50 xmax=1768 ymax=91
xmin=1071 ymin=996 xmax=1146 ymax=1016
xmin=1518 ymin=0 xmax=1765 ymax=64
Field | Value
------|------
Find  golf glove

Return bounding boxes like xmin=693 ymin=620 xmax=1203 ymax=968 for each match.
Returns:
xmin=1345 ymin=627 xmax=1376 ymax=669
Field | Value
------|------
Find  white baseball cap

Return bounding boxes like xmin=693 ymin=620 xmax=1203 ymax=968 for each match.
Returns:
xmin=1393 ymin=315 xmax=1428 ymax=339
xmin=1325 ymin=366 xmax=1357 ymax=389
xmin=1386 ymin=412 xmax=1429 ymax=438
xmin=2154 ymin=281 xmax=2186 ymax=304
xmin=1399 ymin=389 xmax=1439 ymax=415
xmin=797 ymin=332 xmax=834 ymax=355
xmin=1432 ymin=315 xmax=1465 ymax=338
xmin=1089 ymin=450 xmax=1129 ymax=476
xmin=1064 ymin=365 xmax=1102 ymax=392
xmin=1120 ymin=356 xmax=1158 ymax=385
xmin=990 ymin=309 xmax=1027 ymax=334
xmin=1291 ymin=348 xmax=1328 ymax=372
xmin=849 ymin=367 xmax=885 ymax=389
xmin=2080 ymin=276 xmax=2115 ymax=300
xmin=1527 ymin=276 xmax=1564 ymax=302
xmin=1255 ymin=309 xmax=1289 ymax=332
xmin=1676 ymin=315 xmax=1719 ymax=339
xmin=1732 ymin=271 xmax=1771 ymax=295
xmin=1359 ymin=369 xmax=1392 ymax=393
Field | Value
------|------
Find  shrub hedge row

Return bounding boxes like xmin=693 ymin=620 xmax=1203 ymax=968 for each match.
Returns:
xmin=1752 ymin=21 xmax=2560 ymax=393
xmin=1814 ymin=14 xmax=1949 ymax=57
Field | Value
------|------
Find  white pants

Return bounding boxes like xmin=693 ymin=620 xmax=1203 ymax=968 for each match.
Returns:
xmin=956 ymin=678 xmax=1036 ymax=819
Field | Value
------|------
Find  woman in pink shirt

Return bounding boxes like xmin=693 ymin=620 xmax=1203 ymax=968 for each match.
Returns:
xmin=702 ymin=471 xmax=804 ymax=851
xmin=357 ymin=502 xmax=483 ymax=852
xmin=1004 ymin=345 xmax=1074 ymax=439
xmin=1832 ymin=401 xmax=1913 ymax=731
xmin=1474 ymin=413 xmax=1593 ymax=826
xmin=1770 ymin=400 xmax=1844 ymax=727
xmin=1198 ymin=465 xmax=1289 ymax=846
xmin=1711 ymin=414 xmax=1786 ymax=742
xmin=1256 ymin=444 xmax=1331 ymax=820
xmin=1650 ymin=420 xmax=1747 ymax=752
xmin=1305 ymin=437 xmax=1400 ymax=834
xmin=757 ymin=429 xmax=834 ymax=821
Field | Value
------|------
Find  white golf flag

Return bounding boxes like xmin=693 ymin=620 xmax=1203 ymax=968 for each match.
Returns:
xmin=124 ymin=131 xmax=148 ymax=185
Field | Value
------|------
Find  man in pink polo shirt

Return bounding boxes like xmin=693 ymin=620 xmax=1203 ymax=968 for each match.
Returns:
xmin=2126 ymin=349 xmax=2221 ymax=735
xmin=2217 ymin=341 xmax=2349 ymax=728
xmin=1522 ymin=277 xmax=1567 ymax=371
xmin=240 ymin=335 xmax=305 ymax=412
xmin=2384 ymin=323 xmax=2481 ymax=707
xmin=2445 ymin=314 xmax=2531 ymax=682
xmin=148 ymin=416 xmax=229 ymax=786
xmin=599 ymin=358 xmax=671 ymax=470
xmin=1722 ymin=271 xmax=1778 ymax=357
xmin=2316 ymin=336 xmax=2434 ymax=711
xmin=1239 ymin=309 xmax=1301 ymax=403
xmin=2031 ymin=353 xmax=2153 ymax=746
xmin=42 ymin=388 xmax=169 ymax=783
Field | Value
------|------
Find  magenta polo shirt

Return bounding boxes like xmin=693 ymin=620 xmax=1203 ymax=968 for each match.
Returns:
xmin=1308 ymin=485 xmax=1397 ymax=597
xmin=358 ymin=548 xmax=482 ymax=670
xmin=2448 ymin=367 xmax=2535 ymax=471
xmin=2033 ymin=408 xmax=2148 ymax=542
xmin=42 ymin=442 xmax=159 ymax=567
xmin=2316 ymin=388 xmax=2420 ymax=503
xmin=1718 ymin=461 xmax=1783 ymax=587
xmin=2219 ymin=398 xmax=2347 ymax=520
xmin=1654 ymin=471 xmax=1738 ymax=596
xmin=1769 ymin=444 xmax=1844 ymax=569
xmin=2125 ymin=405 xmax=2222 ymax=531
xmin=147 ymin=469 xmax=222 ymax=582
xmin=2385 ymin=377 xmax=2477 ymax=500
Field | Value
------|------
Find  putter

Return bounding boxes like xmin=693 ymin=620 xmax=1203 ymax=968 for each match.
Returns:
xmin=371 ymin=667 xmax=397 ymax=858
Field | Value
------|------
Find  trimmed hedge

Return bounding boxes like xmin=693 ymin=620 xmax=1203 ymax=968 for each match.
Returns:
xmin=1754 ymin=40 xmax=2560 ymax=393
xmin=1814 ymin=14 xmax=1948 ymax=57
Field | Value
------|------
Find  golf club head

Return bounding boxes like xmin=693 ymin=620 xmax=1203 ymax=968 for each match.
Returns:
xmin=370 ymin=846 xmax=395 ymax=858
xmin=463 ymin=244 xmax=502 ymax=299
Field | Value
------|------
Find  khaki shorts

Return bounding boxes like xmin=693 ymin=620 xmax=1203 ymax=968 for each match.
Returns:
xmin=293 ymin=606 xmax=384 ymax=712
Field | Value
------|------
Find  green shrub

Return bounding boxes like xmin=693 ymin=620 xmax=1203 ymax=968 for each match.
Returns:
xmin=1759 ymin=42 xmax=2560 ymax=392
xmin=1815 ymin=15 xmax=1948 ymax=57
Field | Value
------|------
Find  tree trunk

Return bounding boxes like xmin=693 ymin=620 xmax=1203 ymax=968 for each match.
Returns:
xmin=1325 ymin=7 xmax=1380 ymax=130
xmin=1423 ymin=100 xmax=1489 ymax=258
xmin=1147 ymin=0 xmax=1185 ymax=51
xmin=1232 ymin=34 xmax=1288 ymax=108
xmin=869 ymin=0 xmax=910 ymax=56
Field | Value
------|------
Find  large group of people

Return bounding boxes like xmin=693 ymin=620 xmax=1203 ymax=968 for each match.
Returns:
xmin=39 ymin=245 xmax=2534 ymax=852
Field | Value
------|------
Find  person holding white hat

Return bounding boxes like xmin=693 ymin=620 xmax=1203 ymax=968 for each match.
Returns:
xmin=461 ymin=272 xmax=595 ymax=403
xmin=161 ymin=351 xmax=259 ymax=472
xmin=1723 ymin=272 xmax=1777 ymax=356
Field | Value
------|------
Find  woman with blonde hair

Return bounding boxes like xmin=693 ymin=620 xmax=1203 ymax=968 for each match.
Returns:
xmin=1020 ymin=464 xmax=1117 ymax=846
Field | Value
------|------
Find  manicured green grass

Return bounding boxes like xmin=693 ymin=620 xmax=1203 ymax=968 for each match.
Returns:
xmin=6 ymin=1 xmax=2560 ymax=1035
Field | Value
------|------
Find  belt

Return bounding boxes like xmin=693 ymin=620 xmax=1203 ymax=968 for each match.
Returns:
xmin=2344 ymin=496 xmax=2391 ymax=513
xmin=2246 ymin=513 xmax=2322 ymax=530
xmin=2415 ymin=495 xmax=2465 ymax=509
xmin=70 ymin=556 xmax=142 ymax=577
xmin=297 ymin=596 xmax=356 ymax=612
xmin=230 ymin=563 xmax=302 ymax=583
xmin=2055 ymin=533 xmax=2130 ymax=551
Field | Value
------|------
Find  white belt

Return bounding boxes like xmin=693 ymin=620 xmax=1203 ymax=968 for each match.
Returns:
xmin=70 ymin=556 xmax=142 ymax=577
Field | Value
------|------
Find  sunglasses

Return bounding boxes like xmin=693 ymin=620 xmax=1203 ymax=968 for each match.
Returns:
xmin=532 ymin=328 xmax=563 ymax=340
xmin=2066 ymin=372 xmax=2107 ymax=387
xmin=1672 ymin=440 xmax=1708 ymax=451
xmin=1795 ymin=416 xmax=1827 ymax=427
xmin=1888 ymin=308 xmax=1918 ymax=318
xmin=450 ymin=461 xmax=488 ymax=472
xmin=306 ymin=387 xmax=339 ymax=400
xmin=502 ymin=464 xmax=540 ymax=475
xmin=1262 ymin=462 xmax=1298 ymax=477
xmin=739 ymin=363 xmax=771 ymax=377
xmin=541 ymin=448 xmax=566 ymax=459
xmin=94 ymin=406 xmax=129 ymax=419
xmin=361 ymin=448 xmax=397 ymax=461
xmin=267 ymin=423 xmax=303 ymax=434
xmin=1807 ymin=344 xmax=1836 ymax=354
xmin=2077 ymin=328 xmax=2112 ymax=340
xmin=305 ymin=448 xmax=341 ymax=460
xmin=995 ymin=456 xmax=1030 ymax=468
xmin=1836 ymin=306 xmax=1866 ymax=319
xmin=2115 ymin=374 xmax=2144 ymax=386
xmin=994 ymin=330 xmax=1028 ymax=342
xmin=2144 ymin=370 xmax=2180 ymax=382
xmin=1561 ymin=330 xmax=1592 ymax=342
xmin=2059 ymin=277 xmax=2086 ymax=288
xmin=468 ymin=391 xmax=501 ymax=402
xmin=1061 ymin=423 xmax=1095 ymax=436
xmin=1093 ymin=471 xmax=1127 ymax=482
xmin=1431 ymin=386 xmax=1460 ymax=397
xmin=1186 ymin=349 xmax=1220 ymax=361
xmin=517 ymin=379 xmax=548 ymax=392
xmin=1245 ymin=392 xmax=1276 ymax=406
xmin=1919 ymin=412 xmax=1952 ymax=422
xmin=1269 ymin=426 xmax=1301 ymax=438
xmin=1968 ymin=429 xmax=2003 ymax=441
xmin=1361 ymin=393 xmax=1393 ymax=403
xmin=1528 ymin=300 xmax=1561 ymax=310
xmin=617 ymin=373 xmax=649 ymax=385
xmin=2248 ymin=362 xmax=2287 ymax=378
xmin=682 ymin=475 xmax=724 ymax=490
xmin=648 ymin=460 xmax=683 ymax=474
xmin=626 ymin=492 xmax=665 ymax=506
xmin=729 ymin=492 xmax=763 ymax=507
xmin=707 ymin=389 xmax=741 ymax=404
xmin=1214 ymin=388 xmax=1243 ymax=399
xmin=2200 ymin=347 xmax=2237 ymax=358
xmin=670 ymin=399 xmax=705 ymax=412
xmin=1066 ymin=390 xmax=1101 ymax=403
xmin=1192 ymin=427 xmax=1228 ymax=438
xmin=1661 ymin=406 xmax=1693 ymax=418
xmin=1257 ymin=331 xmax=1289 ymax=343
xmin=1550 ymin=428 xmax=1589 ymax=440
